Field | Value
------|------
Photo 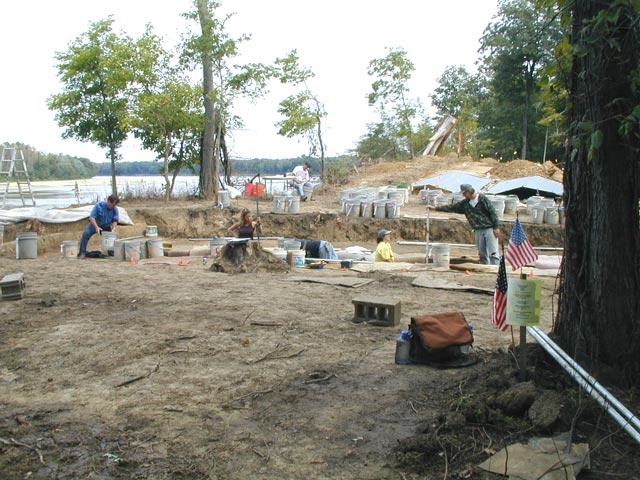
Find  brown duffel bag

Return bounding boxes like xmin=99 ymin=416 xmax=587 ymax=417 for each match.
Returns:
xmin=409 ymin=312 xmax=475 ymax=366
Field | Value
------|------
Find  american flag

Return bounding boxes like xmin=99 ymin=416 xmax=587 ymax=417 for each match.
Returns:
xmin=492 ymin=256 xmax=509 ymax=331
xmin=505 ymin=218 xmax=538 ymax=271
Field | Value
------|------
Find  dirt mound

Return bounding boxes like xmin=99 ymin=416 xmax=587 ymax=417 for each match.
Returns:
xmin=489 ymin=159 xmax=563 ymax=181
xmin=210 ymin=240 xmax=289 ymax=273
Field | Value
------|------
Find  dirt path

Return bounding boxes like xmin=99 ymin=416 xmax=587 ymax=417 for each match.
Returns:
xmin=0 ymin=253 xmax=561 ymax=478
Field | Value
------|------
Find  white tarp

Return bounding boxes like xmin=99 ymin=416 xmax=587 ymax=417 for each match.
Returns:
xmin=0 ymin=205 xmax=134 ymax=225
xmin=414 ymin=170 xmax=491 ymax=193
xmin=486 ymin=175 xmax=563 ymax=197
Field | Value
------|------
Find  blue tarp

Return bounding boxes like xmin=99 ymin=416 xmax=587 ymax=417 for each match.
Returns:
xmin=486 ymin=175 xmax=563 ymax=197
xmin=413 ymin=170 xmax=490 ymax=193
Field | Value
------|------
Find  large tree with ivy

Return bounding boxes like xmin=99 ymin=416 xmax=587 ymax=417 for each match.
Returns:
xmin=555 ymin=0 xmax=640 ymax=383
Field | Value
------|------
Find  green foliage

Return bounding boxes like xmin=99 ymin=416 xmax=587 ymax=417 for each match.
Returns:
xmin=431 ymin=65 xmax=483 ymax=154
xmin=356 ymin=122 xmax=402 ymax=160
xmin=131 ymin=30 xmax=203 ymax=199
xmin=323 ymin=157 xmax=358 ymax=185
xmin=477 ymin=0 xmax=564 ymax=160
xmin=367 ymin=47 xmax=421 ymax=158
xmin=48 ymin=18 xmax=159 ymax=194
xmin=2 ymin=142 xmax=97 ymax=180
xmin=274 ymin=51 xmax=327 ymax=178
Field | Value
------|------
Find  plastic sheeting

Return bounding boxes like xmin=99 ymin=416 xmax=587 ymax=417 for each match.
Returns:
xmin=486 ymin=175 xmax=563 ymax=197
xmin=413 ymin=170 xmax=490 ymax=193
xmin=0 ymin=205 xmax=134 ymax=225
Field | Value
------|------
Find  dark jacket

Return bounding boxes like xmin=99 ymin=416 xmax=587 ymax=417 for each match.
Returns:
xmin=436 ymin=194 xmax=499 ymax=230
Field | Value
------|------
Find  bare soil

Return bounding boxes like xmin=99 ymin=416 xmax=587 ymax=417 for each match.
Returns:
xmin=2 ymin=244 xmax=637 ymax=479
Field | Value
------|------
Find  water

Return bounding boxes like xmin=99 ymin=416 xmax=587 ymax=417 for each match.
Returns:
xmin=1 ymin=174 xmax=320 ymax=209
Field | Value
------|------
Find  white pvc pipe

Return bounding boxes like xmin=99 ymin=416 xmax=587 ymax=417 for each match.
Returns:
xmin=527 ymin=327 xmax=640 ymax=444
xmin=529 ymin=327 xmax=640 ymax=432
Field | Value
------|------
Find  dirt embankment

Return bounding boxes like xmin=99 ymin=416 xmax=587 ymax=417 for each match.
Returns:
xmin=0 ymin=203 xmax=565 ymax=258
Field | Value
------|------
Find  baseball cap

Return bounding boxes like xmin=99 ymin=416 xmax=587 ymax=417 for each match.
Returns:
xmin=377 ymin=229 xmax=392 ymax=241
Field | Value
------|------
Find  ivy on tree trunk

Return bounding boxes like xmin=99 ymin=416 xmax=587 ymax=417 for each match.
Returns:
xmin=555 ymin=0 xmax=640 ymax=384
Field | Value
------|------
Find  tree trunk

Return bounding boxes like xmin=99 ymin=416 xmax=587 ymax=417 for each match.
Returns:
xmin=108 ymin=143 xmax=118 ymax=197
xmin=456 ymin=127 xmax=464 ymax=156
xmin=521 ymin=72 xmax=530 ymax=160
xmin=554 ymin=1 xmax=640 ymax=384
xmin=163 ymin=135 xmax=171 ymax=202
xmin=197 ymin=0 xmax=217 ymax=201
xmin=220 ymin=128 xmax=231 ymax=185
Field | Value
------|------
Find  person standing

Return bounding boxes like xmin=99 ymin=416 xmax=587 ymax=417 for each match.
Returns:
xmin=291 ymin=162 xmax=312 ymax=200
xmin=374 ymin=229 xmax=395 ymax=262
xmin=428 ymin=184 xmax=501 ymax=265
xmin=78 ymin=195 xmax=119 ymax=257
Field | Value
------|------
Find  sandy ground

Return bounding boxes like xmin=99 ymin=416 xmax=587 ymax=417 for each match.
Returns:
xmin=0 ymin=249 xmax=559 ymax=479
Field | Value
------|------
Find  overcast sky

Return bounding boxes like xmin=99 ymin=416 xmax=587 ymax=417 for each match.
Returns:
xmin=0 ymin=0 xmax=498 ymax=163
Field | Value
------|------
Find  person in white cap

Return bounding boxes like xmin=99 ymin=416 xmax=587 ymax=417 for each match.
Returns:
xmin=428 ymin=184 xmax=501 ymax=265
xmin=374 ymin=229 xmax=395 ymax=262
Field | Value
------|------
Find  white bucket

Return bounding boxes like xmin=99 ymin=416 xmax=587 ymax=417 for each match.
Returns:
xmin=431 ymin=243 xmax=450 ymax=269
xmin=544 ymin=207 xmax=559 ymax=225
xmin=147 ymin=238 xmax=164 ymax=258
xmin=145 ymin=225 xmax=158 ymax=237
xmin=101 ymin=231 xmax=117 ymax=255
xmin=504 ymin=196 xmax=519 ymax=215
xmin=16 ymin=232 xmax=38 ymax=259
xmin=388 ymin=191 xmax=405 ymax=206
xmin=386 ymin=200 xmax=400 ymax=219
xmin=558 ymin=206 xmax=565 ymax=225
xmin=373 ymin=200 xmax=387 ymax=219
xmin=124 ymin=240 xmax=142 ymax=262
xmin=489 ymin=197 xmax=506 ymax=220
xmin=292 ymin=249 xmax=305 ymax=268
xmin=284 ymin=239 xmax=301 ymax=251
xmin=435 ymin=194 xmax=452 ymax=208
xmin=360 ymin=200 xmax=372 ymax=218
xmin=453 ymin=192 xmax=465 ymax=203
xmin=272 ymin=195 xmax=287 ymax=214
xmin=61 ymin=240 xmax=78 ymax=258
xmin=210 ymin=237 xmax=227 ymax=256
xmin=532 ymin=206 xmax=546 ymax=224
xmin=287 ymin=196 xmax=300 ymax=214
xmin=113 ymin=240 xmax=125 ymax=261
xmin=345 ymin=200 xmax=360 ymax=217
xmin=218 ymin=190 xmax=231 ymax=208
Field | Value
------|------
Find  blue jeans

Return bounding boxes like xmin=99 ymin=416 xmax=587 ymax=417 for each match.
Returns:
xmin=475 ymin=228 xmax=500 ymax=265
xmin=294 ymin=182 xmax=311 ymax=197
xmin=79 ymin=223 xmax=112 ymax=256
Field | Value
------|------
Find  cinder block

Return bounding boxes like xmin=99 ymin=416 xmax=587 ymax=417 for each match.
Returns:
xmin=352 ymin=295 xmax=401 ymax=327
xmin=1 ymin=272 xmax=25 ymax=301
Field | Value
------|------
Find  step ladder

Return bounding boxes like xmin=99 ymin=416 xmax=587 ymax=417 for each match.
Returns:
xmin=1 ymin=146 xmax=36 ymax=208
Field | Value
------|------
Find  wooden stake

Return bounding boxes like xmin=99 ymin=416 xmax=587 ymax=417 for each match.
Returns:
xmin=518 ymin=271 xmax=527 ymax=381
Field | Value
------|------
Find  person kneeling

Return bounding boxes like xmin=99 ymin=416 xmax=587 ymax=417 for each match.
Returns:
xmin=78 ymin=195 xmax=119 ymax=257
xmin=374 ymin=229 xmax=395 ymax=262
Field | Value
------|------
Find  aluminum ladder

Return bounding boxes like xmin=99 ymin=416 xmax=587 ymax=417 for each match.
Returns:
xmin=1 ymin=146 xmax=36 ymax=208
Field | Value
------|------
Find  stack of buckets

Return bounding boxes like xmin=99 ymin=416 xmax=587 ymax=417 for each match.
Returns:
xmin=339 ymin=186 xmax=408 ymax=219
xmin=527 ymin=196 xmax=561 ymax=225
xmin=271 ymin=192 xmax=300 ymax=214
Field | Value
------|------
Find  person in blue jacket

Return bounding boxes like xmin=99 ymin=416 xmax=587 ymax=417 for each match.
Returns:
xmin=78 ymin=195 xmax=120 ymax=257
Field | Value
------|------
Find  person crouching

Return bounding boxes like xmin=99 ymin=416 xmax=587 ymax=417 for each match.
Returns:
xmin=374 ymin=229 xmax=395 ymax=262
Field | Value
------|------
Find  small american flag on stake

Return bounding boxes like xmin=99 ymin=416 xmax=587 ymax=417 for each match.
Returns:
xmin=492 ymin=256 xmax=509 ymax=331
xmin=505 ymin=217 xmax=538 ymax=271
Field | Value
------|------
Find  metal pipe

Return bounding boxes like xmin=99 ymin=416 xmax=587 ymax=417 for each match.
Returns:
xmin=527 ymin=327 xmax=640 ymax=444
xmin=397 ymin=240 xmax=564 ymax=251
xmin=529 ymin=327 xmax=640 ymax=432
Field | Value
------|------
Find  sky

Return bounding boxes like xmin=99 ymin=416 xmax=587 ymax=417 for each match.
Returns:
xmin=0 ymin=0 xmax=498 ymax=163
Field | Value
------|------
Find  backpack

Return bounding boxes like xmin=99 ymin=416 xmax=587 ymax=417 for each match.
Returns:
xmin=409 ymin=312 xmax=478 ymax=368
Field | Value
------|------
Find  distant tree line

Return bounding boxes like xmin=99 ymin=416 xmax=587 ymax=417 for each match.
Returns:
xmin=2 ymin=142 xmax=97 ymax=180
xmin=1 ymin=142 xmax=355 ymax=180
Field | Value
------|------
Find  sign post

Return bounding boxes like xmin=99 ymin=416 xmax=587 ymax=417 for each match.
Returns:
xmin=507 ymin=273 xmax=541 ymax=380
